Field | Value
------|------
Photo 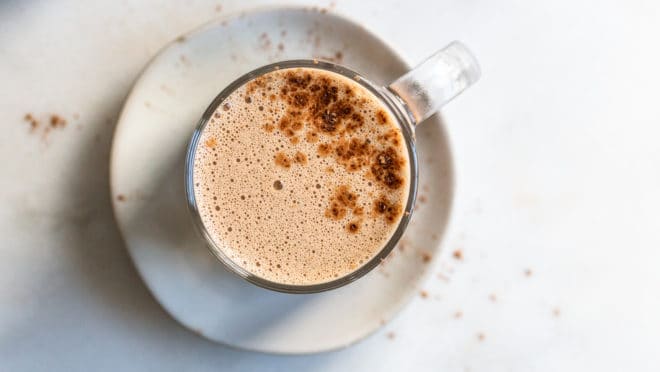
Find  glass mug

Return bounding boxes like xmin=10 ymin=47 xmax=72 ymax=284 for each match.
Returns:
xmin=185 ymin=41 xmax=480 ymax=293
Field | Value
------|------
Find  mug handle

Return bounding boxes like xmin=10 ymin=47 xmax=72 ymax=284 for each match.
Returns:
xmin=387 ymin=41 xmax=481 ymax=125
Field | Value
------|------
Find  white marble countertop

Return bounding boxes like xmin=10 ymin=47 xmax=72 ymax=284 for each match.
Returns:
xmin=1 ymin=0 xmax=659 ymax=371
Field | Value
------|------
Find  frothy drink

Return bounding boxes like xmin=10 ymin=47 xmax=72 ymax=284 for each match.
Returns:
xmin=193 ymin=68 xmax=410 ymax=285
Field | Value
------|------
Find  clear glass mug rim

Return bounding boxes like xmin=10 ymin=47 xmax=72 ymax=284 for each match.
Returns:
xmin=185 ymin=42 xmax=480 ymax=294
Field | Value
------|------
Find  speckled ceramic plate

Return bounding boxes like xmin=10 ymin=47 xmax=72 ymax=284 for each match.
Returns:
xmin=110 ymin=6 xmax=453 ymax=354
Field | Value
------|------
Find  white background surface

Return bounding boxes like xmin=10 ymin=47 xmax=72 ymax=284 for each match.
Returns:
xmin=1 ymin=0 xmax=659 ymax=371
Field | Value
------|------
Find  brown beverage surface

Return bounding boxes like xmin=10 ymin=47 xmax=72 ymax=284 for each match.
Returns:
xmin=193 ymin=67 xmax=410 ymax=285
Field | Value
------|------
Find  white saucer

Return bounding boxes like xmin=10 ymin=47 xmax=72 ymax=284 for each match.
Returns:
xmin=110 ymin=6 xmax=453 ymax=354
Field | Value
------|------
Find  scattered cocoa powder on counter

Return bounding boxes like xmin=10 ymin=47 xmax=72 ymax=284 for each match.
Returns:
xmin=386 ymin=332 xmax=395 ymax=340
xmin=454 ymin=310 xmax=463 ymax=319
xmin=24 ymin=113 xmax=39 ymax=131
xmin=489 ymin=293 xmax=497 ymax=302
xmin=452 ymin=249 xmax=463 ymax=260
xmin=477 ymin=332 xmax=485 ymax=341
xmin=524 ymin=268 xmax=533 ymax=277
xmin=23 ymin=112 xmax=70 ymax=141
xmin=50 ymin=115 xmax=67 ymax=128
xmin=314 ymin=51 xmax=345 ymax=64
xmin=117 ymin=194 xmax=126 ymax=202
xmin=420 ymin=250 xmax=432 ymax=263
xmin=419 ymin=290 xmax=428 ymax=299
xmin=258 ymin=32 xmax=272 ymax=50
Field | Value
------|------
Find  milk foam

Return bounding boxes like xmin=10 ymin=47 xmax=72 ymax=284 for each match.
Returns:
xmin=193 ymin=68 xmax=409 ymax=285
